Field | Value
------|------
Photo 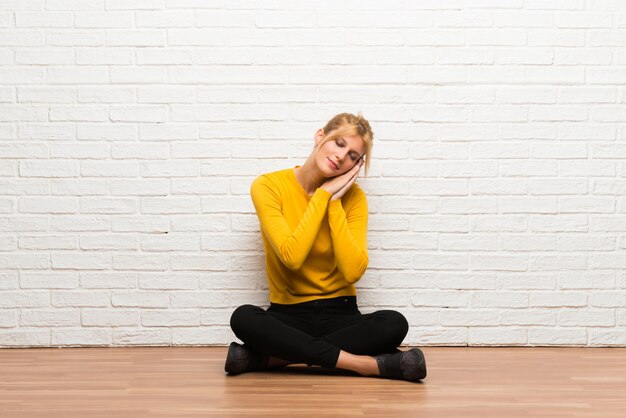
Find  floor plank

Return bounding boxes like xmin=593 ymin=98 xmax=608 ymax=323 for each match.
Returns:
xmin=1 ymin=347 xmax=625 ymax=417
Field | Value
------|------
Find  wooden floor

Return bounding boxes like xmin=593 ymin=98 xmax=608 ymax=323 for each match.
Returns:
xmin=1 ymin=347 xmax=625 ymax=417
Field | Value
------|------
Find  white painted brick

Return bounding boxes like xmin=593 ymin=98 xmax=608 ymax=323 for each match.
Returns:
xmin=80 ymin=161 xmax=139 ymax=177
xmin=74 ymin=12 xmax=132 ymax=28
xmin=528 ymin=328 xmax=587 ymax=345
xmin=111 ymin=143 xmax=168 ymax=159
xmin=411 ymin=327 xmax=467 ymax=346
xmin=112 ymin=291 xmax=169 ymax=308
xmin=0 ymin=271 xmax=18 ymax=289
xmin=19 ymin=235 xmax=76 ymax=250
xmin=113 ymin=254 xmax=169 ymax=270
xmin=51 ymin=253 xmax=110 ymax=270
xmin=80 ymin=234 xmax=138 ymax=250
xmin=0 ymin=253 xmax=50 ymax=269
xmin=18 ymin=123 xmax=73 ymax=140
xmin=111 ymin=179 xmax=168 ymax=196
xmin=141 ymin=197 xmax=200 ymax=214
xmin=495 ymin=49 xmax=553 ymax=65
xmin=50 ymin=106 xmax=109 ymax=122
xmin=21 ymin=310 xmax=79 ymax=326
xmin=411 ymin=291 xmax=468 ymax=308
xmin=136 ymin=11 xmax=194 ymax=27
xmin=171 ymin=215 xmax=228 ymax=232
xmin=111 ymin=216 xmax=169 ymax=233
xmin=530 ymin=292 xmax=587 ymax=308
xmin=0 ymin=179 xmax=48 ymax=196
xmin=47 ymin=31 xmax=104 ymax=46
xmin=77 ymin=87 xmax=135 ymax=103
xmin=15 ymin=49 xmax=73 ymax=64
xmin=378 ymin=197 xmax=437 ymax=215
xmin=48 ymin=67 xmax=108 ymax=84
xmin=141 ymin=234 xmax=199 ymax=251
xmin=440 ymin=235 xmax=498 ymax=252
xmin=0 ymin=216 xmax=48 ymax=232
xmin=0 ymin=31 xmax=45 ymax=46
xmin=140 ymin=160 xmax=200 ymax=178
xmin=500 ymin=309 xmax=556 ymax=326
xmin=501 ymin=197 xmax=558 ymax=214
xmin=493 ymin=10 xmax=553 ymax=27
xmin=82 ymin=309 xmax=139 ymax=327
xmin=530 ymin=215 xmax=587 ymax=232
xmin=0 ymin=142 xmax=48 ymax=158
xmin=468 ymin=328 xmax=527 ymax=345
xmin=17 ymin=196 xmax=78 ymax=213
xmin=110 ymin=67 xmax=167 ymax=84
xmin=138 ymin=273 xmax=198 ymax=290
xmin=441 ymin=197 xmax=499 ymax=214
xmin=201 ymin=196 xmax=253 ymax=213
xmin=0 ymin=235 xmax=16 ymax=250
xmin=555 ymin=49 xmax=612 ymax=66
xmin=16 ymin=12 xmax=72 ymax=27
xmin=110 ymin=105 xmax=167 ymax=122
xmin=170 ymin=291 xmax=229 ymax=308
xmin=170 ymin=254 xmax=228 ymax=271
xmin=497 ymin=274 xmax=556 ymax=290
xmin=378 ymin=234 xmax=437 ymax=251
xmin=559 ymin=309 xmax=614 ymax=326
xmin=106 ymin=0 xmax=161 ymax=10
xmin=589 ymin=290 xmax=626 ymax=308
xmin=469 ymin=179 xmax=527 ymax=195
xmin=142 ymin=310 xmax=200 ymax=327
xmin=171 ymin=179 xmax=228 ymax=195
xmin=138 ymin=87 xmax=195 ymax=104
xmin=0 ymin=331 xmax=50 ymax=347
xmin=112 ymin=329 xmax=170 ymax=346
xmin=19 ymin=160 xmax=78 ymax=178
xmin=80 ymin=197 xmax=136 ymax=214
xmin=530 ymin=255 xmax=587 ymax=271
xmin=0 ymin=86 xmax=14 ymax=102
xmin=472 ymin=291 xmax=528 ymax=308
xmin=50 ymin=143 xmax=109 ymax=159
xmin=0 ymin=310 xmax=16 ymax=328
xmin=172 ymin=327 xmax=230 ymax=345
xmin=588 ymin=329 xmax=626 ymax=346
xmin=140 ymin=124 xmax=198 ymax=140
xmin=440 ymin=310 xmax=499 ymax=326
xmin=76 ymin=48 xmax=133 ymax=65
xmin=50 ymin=215 xmax=109 ymax=232
xmin=200 ymin=309 xmax=232 ymax=326
xmin=20 ymin=271 xmax=78 ymax=289
xmin=559 ymin=272 xmax=615 ymax=290
xmin=51 ymin=329 xmax=112 ymax=346
xmin=80 ymin=272 xmax=136 ymax=289
xmin=106 ymin=30 xmax=166 ymax=46
xmin=0 ymin=105 xmax=47 ymax=121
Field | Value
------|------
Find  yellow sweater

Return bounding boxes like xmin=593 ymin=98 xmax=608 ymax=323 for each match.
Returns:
xmin=250 ymin=166 xmax=369 ymax=304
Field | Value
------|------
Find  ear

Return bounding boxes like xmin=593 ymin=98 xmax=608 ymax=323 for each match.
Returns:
xmin=313 ymin=128 xmax=325 ymax=146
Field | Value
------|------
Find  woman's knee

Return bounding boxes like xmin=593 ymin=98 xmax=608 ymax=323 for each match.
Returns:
xmin=229 ymin=304 xmax=263 ymax=334
xmin=376 ymin=310 xmax=409 ymax=343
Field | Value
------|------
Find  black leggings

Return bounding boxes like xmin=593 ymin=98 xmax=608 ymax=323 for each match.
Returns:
xmin=229 ymin=296 xmax=409 ymax=368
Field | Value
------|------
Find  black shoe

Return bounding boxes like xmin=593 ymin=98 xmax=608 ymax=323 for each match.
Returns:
xmin=375 ymin=348 xmax=427 ymax=382
xmin=224 ymin=342 xmax=268 ymax=375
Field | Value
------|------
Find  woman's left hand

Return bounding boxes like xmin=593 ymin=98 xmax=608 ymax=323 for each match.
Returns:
xmin=330 ymin=159 xmax=363 ymax=201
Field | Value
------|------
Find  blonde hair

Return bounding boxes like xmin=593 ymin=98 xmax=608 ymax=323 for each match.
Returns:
xmin=317 ymin=112 xmax=374 ymax=176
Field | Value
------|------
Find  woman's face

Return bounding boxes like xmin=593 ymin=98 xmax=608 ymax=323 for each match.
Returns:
xmin=314 ymin=130 xmax=365 ymax=177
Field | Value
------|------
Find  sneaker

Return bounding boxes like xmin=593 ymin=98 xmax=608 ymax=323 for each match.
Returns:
xmin=224 ymin=342 xmax=268 ymax=375
xmin=375 ymin=348 xmax=427 ymax=382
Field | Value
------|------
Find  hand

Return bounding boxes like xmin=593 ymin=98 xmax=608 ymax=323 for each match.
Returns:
xmin=321 ymin=159 xmax=363 ymax=201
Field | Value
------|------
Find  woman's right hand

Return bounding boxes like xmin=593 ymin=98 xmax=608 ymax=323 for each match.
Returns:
xmin=320 ymin=159 xmax=363 ymax=196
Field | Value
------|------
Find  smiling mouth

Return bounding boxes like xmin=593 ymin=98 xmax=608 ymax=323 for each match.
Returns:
xmin=328 ymin=158 xmax=339 ymax=170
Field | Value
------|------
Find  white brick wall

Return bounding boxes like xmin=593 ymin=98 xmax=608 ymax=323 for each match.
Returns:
xmin=1 ymin=1 xmax=625 ymax=348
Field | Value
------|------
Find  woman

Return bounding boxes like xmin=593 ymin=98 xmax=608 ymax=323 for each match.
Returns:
xmin=225 ymin=113 xmax=427 ymax=382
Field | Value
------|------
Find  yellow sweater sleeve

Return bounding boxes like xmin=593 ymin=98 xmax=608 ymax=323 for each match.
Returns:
xmin=328 ymin=187 xmax=369 ymax=284
xmin=250 ymin=175 xmax=332 ymax=271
